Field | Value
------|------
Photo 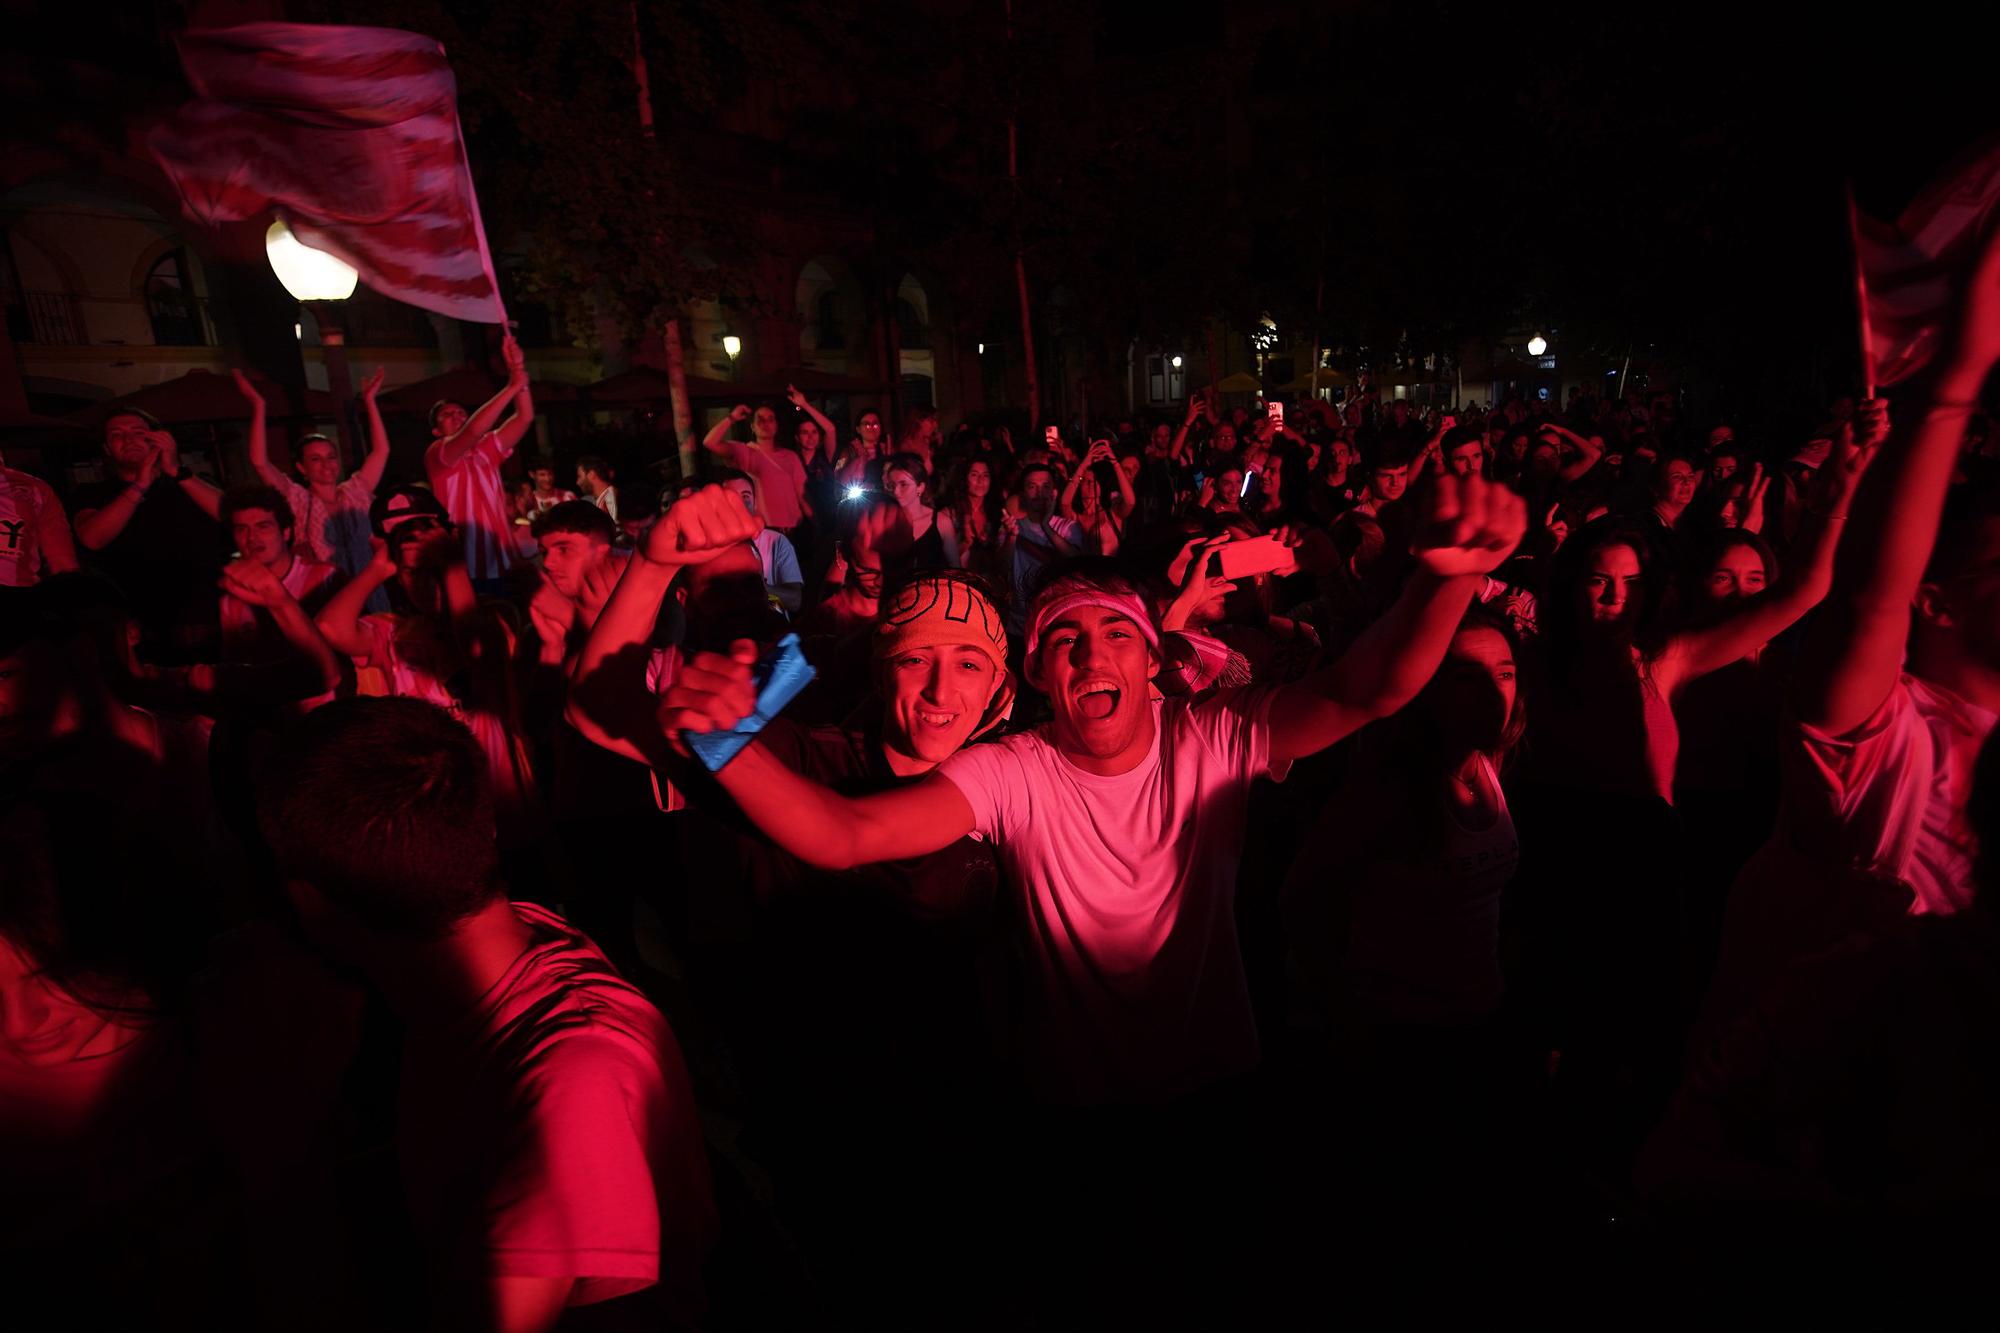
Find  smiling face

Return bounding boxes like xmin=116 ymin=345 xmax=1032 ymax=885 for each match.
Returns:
xmin=881 ymin=644 xmax=1001 ymax=769
xmin=231 ymin=506 xmax=292 ymax=571
xmin=966 ymin=461 xmax=992 ymax=499
xmin=1032 ymin=604 xmax=1157 ymax=772
xmin=103 ymin=413 xmax=153 ymax=471
xmin=298 ymin=438 xmax=341 ymax=488
xmin=1654 ymin=458 xmax=1699 ymax=512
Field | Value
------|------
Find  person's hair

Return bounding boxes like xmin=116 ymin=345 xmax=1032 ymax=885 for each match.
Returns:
xmin=1030 ymin=559 xmax=1146 ymax=625
xmin=103 ymin=407 xmax=161 ymax=434
xmin=883 ymin=452 xmax=930 ymax=505
xmin=259 ymin=698 xmax=500 ymax=940
xmin=1442 ymin=424 xmax=1485 ymax=453
xmin=576 ymin=453 xmax=614 ymax=482
xmin=1543 ymin=516 xmax=1674 ymax=675
xmin=708 ymin=465 xmax=753 ymax=489
xmin=295 ymin=431 xmax=338 ymax=458
xmin=428 ymin=400 xmax=466 ymax=431
xmin=221 ymin=484 xmax=296 ymax=535
xmin=937 ymin=455 xmax=1003 ymax=529
xmin=1373 ymin=605 xmax=1529 ymax=779
xmin=530 ymin=498 xmax=617 ymax=542
xmin=526 ymin=457 xmax=557 ymax=475
xmin=1696 ymin=526 xmax=1780 ymax=585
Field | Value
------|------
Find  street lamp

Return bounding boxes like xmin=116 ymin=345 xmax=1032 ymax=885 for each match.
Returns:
xmin=1527 ymin=333 xmax=1548 ymax=357
xmin=1171 ymin=354 xmax=1183 ymax=368
xmin=266 ymin=217 xmax=360 ymax=463
xmin=721 ymin=334 xmax=742 ymax=361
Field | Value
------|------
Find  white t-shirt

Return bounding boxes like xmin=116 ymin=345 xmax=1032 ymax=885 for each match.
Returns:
xmin=751 ymin=529 xmax=802 ymax=596
xmin=937 ymin=686 xmax=1284 ymax=1103
xmin=0 ymin=466 xmax=67 ymax=588
xmin=1788 ymin=673 xmax=1996 ymax=916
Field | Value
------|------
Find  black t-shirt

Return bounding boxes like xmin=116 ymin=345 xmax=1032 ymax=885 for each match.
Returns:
xmin=670 ymin=720 xmax=1006 ymax=1107
xmin=73 ymin=477 xmax=222 ymax=666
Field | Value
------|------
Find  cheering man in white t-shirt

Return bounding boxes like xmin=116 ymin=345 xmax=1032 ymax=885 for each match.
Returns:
xmin=424 ymin=335 xmax=536 ymax=588
xmin=656 ymin=474 xmax=1527 ymax=1103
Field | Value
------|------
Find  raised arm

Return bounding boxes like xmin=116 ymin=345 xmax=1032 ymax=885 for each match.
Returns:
xmin=354 ymin=367 xmax=391 ymax=491
xmin=1544 ymin=422 xmax=1605 ymax=482
xmin=431 ymin=337 xmax=532 ymax=470
xmin=566 ymin=485 xmax=763 ymax=768
xmin=234 ymin=370 xmax=286 ymax=490
xmin=703 ymin=404 xmax=751 ymax=456
xmin=315 ymin=539 xmax=396 ymax=660
xmin=661 ymin=639 xmax=974 ymax=868
xmin=1058 ymin=461 xmax=1088 ymax=522
xmin=490 ymin=337 xmax=535 ymax=456
xmin=1267 ymin=475 xmax=1525 ymax=764
xmin=1171 ymin=392 xmax=1204 ymax=461
xmin=787 ymin=385 xmax=839 ymax=463
xmin=1665 ymin=406 xmax=1886 ymax=688
xmin=1794 ymin=232 xmax=2000 ymax=733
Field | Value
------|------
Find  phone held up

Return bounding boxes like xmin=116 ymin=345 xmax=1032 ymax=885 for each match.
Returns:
xmin=1208 ymin=533 xmax=1294 ymax=582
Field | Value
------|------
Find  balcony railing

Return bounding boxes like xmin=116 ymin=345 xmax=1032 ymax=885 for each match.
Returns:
xmin=8 ymin=289 xmax=86 ymax=345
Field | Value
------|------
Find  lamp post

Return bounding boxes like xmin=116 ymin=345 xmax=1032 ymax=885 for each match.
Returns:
xmin=721 ymin=333 xmax=742 ymax=377
xmin=1527 ymin=333 xmax=1548 ymax=357
xmin=266 ymin=218 xmax=360 ymax=465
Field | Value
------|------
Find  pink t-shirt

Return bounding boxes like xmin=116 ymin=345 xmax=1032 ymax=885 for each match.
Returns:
xmin=427 ymin=431 xmax=517 ymax=580
xmin=937 ymin=687 xmax=1284 ymax=1103
xmin=1787 ymin=673 xmax=1996 ymax=916
xmin=727 ymin=443 xmax=808 ymax=531
xmin=398 ymin=903 xmax=715 ymax=1319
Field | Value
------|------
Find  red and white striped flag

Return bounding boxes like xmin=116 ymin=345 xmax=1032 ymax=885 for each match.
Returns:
xmin=146 ymin=22 xmax=505 ymax=323
xmin=1851 ymin=137 xmax=2000 ymax=388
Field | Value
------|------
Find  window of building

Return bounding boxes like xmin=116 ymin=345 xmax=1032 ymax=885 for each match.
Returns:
xmin=145 ymin=249 xmax=210 ymax=346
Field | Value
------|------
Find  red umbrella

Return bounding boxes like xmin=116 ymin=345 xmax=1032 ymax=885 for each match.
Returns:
xmin=72 ymin=369 xmax=334 ymax=426
xmin=586 ymin=365 xmax=679 ymax=404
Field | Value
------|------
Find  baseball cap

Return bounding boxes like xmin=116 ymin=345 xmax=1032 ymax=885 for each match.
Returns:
xmin=369 ymin=483 xmax=450 ymax=537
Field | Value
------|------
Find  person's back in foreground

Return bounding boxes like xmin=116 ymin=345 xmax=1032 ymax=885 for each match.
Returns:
xmin=259 ymin=697 xmax=714 ymax=1331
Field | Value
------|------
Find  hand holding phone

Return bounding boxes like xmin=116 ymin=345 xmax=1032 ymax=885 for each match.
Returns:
xmin=1208 ymin=533 xmax=1297 ymax=581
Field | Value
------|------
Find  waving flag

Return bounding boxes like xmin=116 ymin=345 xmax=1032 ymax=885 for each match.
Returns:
xmin=146 ymin=22 xmax=505 ymax=323
xmin=1851 ymin=136 xmax=2000 ymax=388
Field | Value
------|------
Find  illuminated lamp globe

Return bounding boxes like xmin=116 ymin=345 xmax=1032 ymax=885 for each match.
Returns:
xmin=1171 ymin=355 xmax=1183 ymax=368
xmin=1526 ymin=334 xmax=1548 ymax=357
xmin=722 ymin=335 xmax=742 ymax=359
xmin=265 ymin=219 xmax=357 ymax=302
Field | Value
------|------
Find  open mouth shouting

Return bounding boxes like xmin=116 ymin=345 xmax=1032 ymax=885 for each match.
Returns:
xmin=1074 ymin=678 xmax=1121 ymax=720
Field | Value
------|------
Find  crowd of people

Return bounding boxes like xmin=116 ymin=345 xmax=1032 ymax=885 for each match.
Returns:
xmin=8 ymin=228 xmax=2000 ymax=1326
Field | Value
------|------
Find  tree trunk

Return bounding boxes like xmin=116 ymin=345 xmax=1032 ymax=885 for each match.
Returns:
xmin=665 ymin=318 xmax=694 ymax=479
xmin=1006 ymin=0 xmax=1039 ymax=427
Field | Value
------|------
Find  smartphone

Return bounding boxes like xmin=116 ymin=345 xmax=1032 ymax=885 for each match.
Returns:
xmin=1045 ymin=426 xmax=1060 ymax=447
xmin=1209 ymin=534 xmax=1295 ymax=581
xmin=685 ymin=634 xmax=818 ymax=772
xmin=1266 ymin=401 xmax=1284 ymax=426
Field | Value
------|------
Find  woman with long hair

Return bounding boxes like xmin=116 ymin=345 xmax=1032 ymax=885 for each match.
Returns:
xmin=1058 ymin=440 xmax=1133 ymax=557
xmin=883 ymin=451 xmax=944 ymax=570
xmin=935 ymin=455 xmax=1004 ymax=580
xmin=834 ymin=409 xmax=889 ymax=491
xmin=1509 ymin=414 xmax=1881 ymax=1167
